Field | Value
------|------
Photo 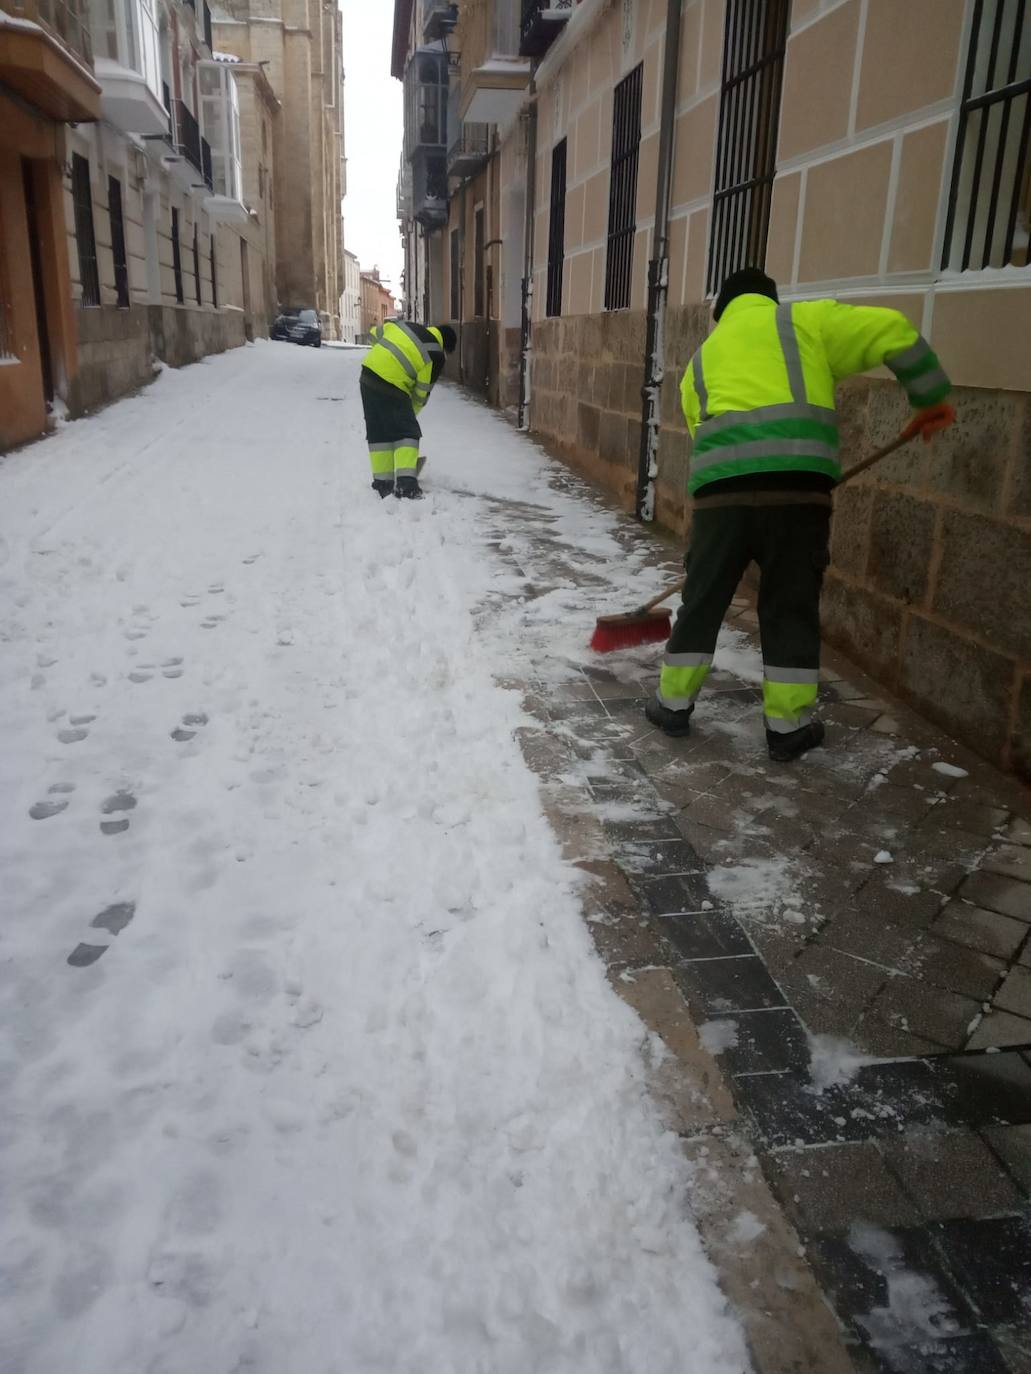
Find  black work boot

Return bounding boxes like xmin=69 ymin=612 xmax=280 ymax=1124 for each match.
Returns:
xmin=372 ymin=479 xmax=394 ymax=499
xmin=644 ymin=698 xmax=694 ymax=738
xmin=394 ymin=476 xmax=424 ymax=500
xmin=767 ymin=720 xmax=825 ymax=762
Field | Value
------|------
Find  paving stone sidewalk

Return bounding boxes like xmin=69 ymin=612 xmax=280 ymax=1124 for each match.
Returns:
xmin=472 ymin=463 xmax=1031 ymax=1374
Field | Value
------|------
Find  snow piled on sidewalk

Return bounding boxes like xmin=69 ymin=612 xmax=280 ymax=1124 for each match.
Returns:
xmin=0 ymin=345 xmax=748 ymax=1374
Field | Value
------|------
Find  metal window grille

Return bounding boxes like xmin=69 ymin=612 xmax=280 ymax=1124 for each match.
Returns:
xmin=108 ymin=175 xmax=130 ymax=308
xmin=546 ymin=137 xmax=567 ymax=317
xmin=210 ymin=234 xmax=218 ymax=307
xmin=706 ymin=0 xmax=790 ymax=295
xmin=171 ymin=207 xmax=184 ymax=304
xmin=942 ymin=0 xmax=1031 ymax=271
xmin=193 ymin=225 xmax=202 ymax=304
xmin=449 ymin=226 xmax=460 ymax=319
xmin=474 ymin=206 xmax=485 ymax=317
xmin=72 ymin=154 xmax=100 ymax=307
xmin=604 ymin=62 xmax=643 ymax=311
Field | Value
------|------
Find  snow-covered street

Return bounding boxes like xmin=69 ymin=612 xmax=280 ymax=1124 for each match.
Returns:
xmin=0 ymin=343 xmax=747 ymax=1374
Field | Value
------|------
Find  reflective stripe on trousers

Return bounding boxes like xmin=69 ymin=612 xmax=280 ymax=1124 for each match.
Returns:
xmin=368 ymin=441 xmax=419 ymax=478
xmin=763 ymin=665 xmax=819 ymax=733
xmin=657 ymin=651 xmax=712 ymax=711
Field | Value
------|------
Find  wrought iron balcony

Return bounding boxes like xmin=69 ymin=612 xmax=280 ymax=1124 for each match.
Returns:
xmin=422 ymin=0 xmax=457 ymax=43
xmin=520 ymin=0 xmax=574 ymax=57
xmin=447 ymin=121 xmax=489 ymax=179
xmin=177 ymin=99 xmax=203 ymax=177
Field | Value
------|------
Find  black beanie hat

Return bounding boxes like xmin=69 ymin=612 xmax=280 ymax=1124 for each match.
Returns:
xmin=438 ymin=325 xmax=457 ymax=354
xmin=713 ymin=268 xmax=779 ymax=321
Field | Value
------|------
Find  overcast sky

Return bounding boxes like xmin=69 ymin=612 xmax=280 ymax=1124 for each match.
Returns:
xmin=340 ymin=1 xmax=404 ymax=293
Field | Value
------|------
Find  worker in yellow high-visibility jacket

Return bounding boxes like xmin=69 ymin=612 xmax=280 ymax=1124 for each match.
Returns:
xmin=646 ymin=268 xmax=955 ymax=762
xmin=360 ymin=320 xmax=457 ymax=499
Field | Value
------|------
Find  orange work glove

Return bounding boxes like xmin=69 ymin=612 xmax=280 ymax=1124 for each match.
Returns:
xmin=900 ymin=402 xmax=956 ymax=444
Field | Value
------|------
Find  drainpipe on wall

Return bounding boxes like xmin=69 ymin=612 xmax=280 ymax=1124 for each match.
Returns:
xmin=517 ymin=72 xmax=538 ymax=432
xmin=458 ymin=179 xmax=467 ymax=385
xmin=634 ymin=0 xmax=683 ymax=522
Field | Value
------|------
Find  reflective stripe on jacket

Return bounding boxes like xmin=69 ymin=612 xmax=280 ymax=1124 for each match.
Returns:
xmin=363 ymin=320 xmax=445 ymax=413
xmin=680 ymin=295 xmax=952 ymax=495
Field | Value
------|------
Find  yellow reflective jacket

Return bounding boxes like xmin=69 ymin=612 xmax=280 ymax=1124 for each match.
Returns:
xmin=680 ymin=295 xmax=951 ymax=494
xmin=363 ymin=320 xmax=446 ymax=414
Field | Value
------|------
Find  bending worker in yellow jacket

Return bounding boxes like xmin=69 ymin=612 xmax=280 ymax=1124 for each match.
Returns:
xmin=360 ymin=320 xmax=457 ymax=499
xmin=645 ymin=268 xmax=955 ymax=762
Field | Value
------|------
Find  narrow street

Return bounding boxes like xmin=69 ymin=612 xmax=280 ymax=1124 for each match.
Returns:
xmin=0 ymin=343 xmax=748 ymax=1374
xmin=3 ymin=341 xmax=1031 ymax=1374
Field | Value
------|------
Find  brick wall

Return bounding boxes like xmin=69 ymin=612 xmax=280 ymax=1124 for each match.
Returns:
xmin=529 ymin=313 xmax=1031 ymax=781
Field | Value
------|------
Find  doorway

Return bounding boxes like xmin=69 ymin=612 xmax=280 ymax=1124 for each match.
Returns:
xmin=21 ymin=159 xmax=53 ymax=405
xmin=239 ymin=237 xmax=253 ymax=340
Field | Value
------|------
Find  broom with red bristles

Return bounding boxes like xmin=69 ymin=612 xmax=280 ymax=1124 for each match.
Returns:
xmin=589 ymin=580 xmax=682 ymax=652
xmin=590 ymin=428 xmax=917 ymax=654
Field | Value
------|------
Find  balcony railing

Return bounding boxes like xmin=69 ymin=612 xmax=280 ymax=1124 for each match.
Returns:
xmin=177 ymin=99 xmax=203 ymax=175
xmin=447 ymin=121 xmax=490 ymax=179
xmin=27 ymin=0 xmax=93 ymax=68
xmin=520 ymin=0 xmax=575 ymax=57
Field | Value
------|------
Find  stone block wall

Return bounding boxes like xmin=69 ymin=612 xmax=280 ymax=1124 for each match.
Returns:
xmin=72 ymin=304 xmax=246 ymax=417
xmin=824 ymin=380 xmax=1030 ymax=780
xmin=529 ymin=314 xmax=1031 ymax=781
xmin=74 ymin=306 xmax=157 ymax=415
xmin=147 ymin=305 xmax=247 ymax=371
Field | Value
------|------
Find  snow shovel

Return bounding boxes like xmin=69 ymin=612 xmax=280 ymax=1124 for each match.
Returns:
xmin=589 ymin=428 xmax=916 ymax=653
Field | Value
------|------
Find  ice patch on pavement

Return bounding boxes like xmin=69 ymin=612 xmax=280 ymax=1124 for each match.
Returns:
xmin=848 ymin=1224 xmax=964 ymax=1352
xmin=931 ymin=761 xmax=969 ymax=780
xmin=808 ymin=1034 xmax=880 ymax=1094
xmin=700 ymin=1020 xmax=739 ymax=1054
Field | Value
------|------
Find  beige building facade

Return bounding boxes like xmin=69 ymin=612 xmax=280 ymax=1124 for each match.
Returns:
xmin=395 ymin=0 xmax=1031 ymax=779
xmin=1 ymin=0 xmax=269 ymax=444
xmin=213 ymin=0 xmax=344 ymax=336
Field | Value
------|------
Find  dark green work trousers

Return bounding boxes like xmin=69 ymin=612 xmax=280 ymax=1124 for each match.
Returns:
xmin=658 ymin=500 xmax=831 ymax=731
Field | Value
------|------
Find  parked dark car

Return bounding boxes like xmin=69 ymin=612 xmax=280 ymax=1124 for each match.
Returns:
xmin=270 ymin=308 xmax=322 ymax=347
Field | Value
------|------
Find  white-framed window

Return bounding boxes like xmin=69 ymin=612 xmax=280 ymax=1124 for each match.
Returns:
xmin=91 ymin=0 xmax=162 ymax=99
xmin=200 ymin=62 xmax=244 ymax=202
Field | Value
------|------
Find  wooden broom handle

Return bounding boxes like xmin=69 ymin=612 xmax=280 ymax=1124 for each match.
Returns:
xmin=838 ymin=429 xmax=913 ymax=484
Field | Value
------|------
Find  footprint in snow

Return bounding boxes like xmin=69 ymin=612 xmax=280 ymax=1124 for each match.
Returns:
xmin=200 ymin=615 xmax=223 ymax=630
xmin=171 ymin=711 xmax=209 ymax=743
xmin=66 ymin=902 xmax=136 ymax=967
xmin=162 ymin=657 xmax=184 ymax=679
xmin=180 ymin=594 xmax=201 ymax=608
xmin=100 ymin=791 xmax=137 ymax=836
xmin=124 ymin=627 xmax=147 ymax=642
xmin=208 ymin=584 xmax=224 ymax=595
xmin=242 ymin=554 xmax=260 ymax=565
xmin=29 ymin=782 xmax=76 ymax=820
xmin=57 ymin=714 xmax=95 ymax=744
